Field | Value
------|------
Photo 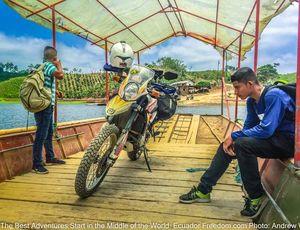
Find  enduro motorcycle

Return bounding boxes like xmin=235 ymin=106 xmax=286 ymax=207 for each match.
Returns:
xmin=75 ymin=64 xmax=178 ymax=198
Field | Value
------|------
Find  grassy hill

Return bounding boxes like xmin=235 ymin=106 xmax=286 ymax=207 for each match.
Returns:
xmin=277 ymin=73 xmax=296 ymax=83
xmin=187 ymin=71 xmax=296 ymax=86
xmin=0 ymin=73 xmax=118 ymax=99
xmin=0 ymin=76 xmax=25 ymax=98
xmin=0 ymin=72 xmax=25 ymax=82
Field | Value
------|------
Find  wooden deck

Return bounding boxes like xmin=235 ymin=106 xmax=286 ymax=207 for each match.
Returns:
xmin=0 ymin=115 xmax=255 ymax=230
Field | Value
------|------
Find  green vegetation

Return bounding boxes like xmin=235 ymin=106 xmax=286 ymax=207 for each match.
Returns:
xmin=196 ymin=79 xmax=211 ymax=88
xmin=277 ymin=73 xmax=296 ymax=83
xmin=57 ymin=100 xmax=87 ymax=104
xmin=0 ymin=58 xmax=296 ymax=101
xmin=0 ymin=72 xmax=118 ymax=100
xmin=257 ymin=63 xmax=280 ymax=83
xmin=0 ymin=98 xmax=20 ymax=103
xmin=58 ymin=73 xmax=118 ymax=98
xmin=188 ymin=70 xmax=221 ymax=85
xmin=146 ymin=57 xmax=187 ymax=78
xmin=0 ymin=76 xmax=25 ymax=98
xmin=0 ymin=61 xmax=27 ymax=82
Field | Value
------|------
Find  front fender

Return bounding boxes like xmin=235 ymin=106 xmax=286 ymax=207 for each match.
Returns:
xmin=106 ymin=95 xmax=133 ymax=116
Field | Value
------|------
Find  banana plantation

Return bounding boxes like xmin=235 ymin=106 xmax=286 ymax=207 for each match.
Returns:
xmin=58 ymin=72 xmax=117 ymax=99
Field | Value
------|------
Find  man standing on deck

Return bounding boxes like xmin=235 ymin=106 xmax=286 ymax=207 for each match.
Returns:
xmin=32 ymin=46 xmax=66 ymax=174
xmin=179 ymin=67 xmax=295 ymax=217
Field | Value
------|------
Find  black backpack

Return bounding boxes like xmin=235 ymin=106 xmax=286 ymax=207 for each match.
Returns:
xmin=261 ymin=82 xmax=296 ymax=121
xmin=157 ymin=94 xmax=177 ymax=120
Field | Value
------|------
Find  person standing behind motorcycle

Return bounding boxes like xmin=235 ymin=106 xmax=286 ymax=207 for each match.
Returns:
xmin=32 ymin=46 xmax=66 ymax=174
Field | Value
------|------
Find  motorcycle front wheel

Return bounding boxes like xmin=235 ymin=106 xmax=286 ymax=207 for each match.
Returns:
xmin=75 ymin=124 xmax=119 ymax=198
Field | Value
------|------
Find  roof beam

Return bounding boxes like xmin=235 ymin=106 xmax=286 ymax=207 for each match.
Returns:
xmin=137 ymin=29 xmax=240 ymax=57
xmin=7 ymin=0 xmax=102 ymax=47
xmin=214 ymin=0 xmax=220 ymax=47
xmin=167 ymin=0 xmax=186 ymax=36
xmin=225 ymin=1 xmax=257 ymax=50
xmin=226 ymin=0 xmax=287 ymax=52
xmin=176 ymin=7 xmax=255 ymax=38
xmin=274 ymin=0 xmax=287 ymax=14
xmin=35 ymin=0 xmax=113 ymax=45
xmin=253 ymin=0 xmax=261 ymax=72
xmin=95 ymin=0 xmax=150 ymax=49
xmin=157 ymin=0 xmax=176 ymax=36
xmin=92 ymin=8 xmax=166 ymax=45
xmin=187 ymin=33 xmax=239 ymax=56
xmin=137 ymin=33 xmax=178 ymax=53
xmin=26 ymin=0 xmax=65 ymax=18
xmin=173 ymin=0 xmax=187 ymax=36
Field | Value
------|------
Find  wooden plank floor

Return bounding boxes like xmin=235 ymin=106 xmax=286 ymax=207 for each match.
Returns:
xmin=0 ymin=115 xmax=255 ymax=229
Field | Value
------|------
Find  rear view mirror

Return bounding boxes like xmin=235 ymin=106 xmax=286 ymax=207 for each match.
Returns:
xmin=153 ymin=69 xmax=164 ymax=81
xmin=164 ymin=71 xmax=178 ymax=80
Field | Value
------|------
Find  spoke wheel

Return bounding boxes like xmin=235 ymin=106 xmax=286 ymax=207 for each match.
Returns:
xmin=75 ymin=124 xmax=119 ymax=198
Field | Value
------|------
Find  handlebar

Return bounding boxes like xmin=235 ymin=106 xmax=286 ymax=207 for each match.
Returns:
xmin=151 ymin=82 xmax=177 ymax=95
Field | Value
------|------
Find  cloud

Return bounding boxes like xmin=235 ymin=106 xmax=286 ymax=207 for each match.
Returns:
xmin=262 ymin=4 xmax=297 ymax=37
xmin=259 ymin=3 xmax=297 ymax=50
xmin=0 ymin=33 xmax=105 ymax=73
xmin=238 ymin=4 xmax=298 ymax=74
xmin=142 ymin=37 xmax=221 ymax=70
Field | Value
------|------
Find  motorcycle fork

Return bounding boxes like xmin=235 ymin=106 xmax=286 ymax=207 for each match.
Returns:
xmin=107 ymin=109 xmax=138 ymax=165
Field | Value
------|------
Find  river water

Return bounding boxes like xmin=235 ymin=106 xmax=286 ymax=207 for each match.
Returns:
xmin=0 ymin=103 xmax=246 ymax=130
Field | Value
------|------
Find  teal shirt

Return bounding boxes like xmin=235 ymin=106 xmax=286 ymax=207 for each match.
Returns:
xmin=43 ymin=62 xmax=57 ymax=106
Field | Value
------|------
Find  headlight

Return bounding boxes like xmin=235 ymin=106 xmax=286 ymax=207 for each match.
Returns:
xmin=123 ymin=82 xmax=139 ymax=101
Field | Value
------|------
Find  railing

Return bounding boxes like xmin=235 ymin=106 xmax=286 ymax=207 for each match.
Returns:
xmin=0 ymin=118 xmax=106 ymax=182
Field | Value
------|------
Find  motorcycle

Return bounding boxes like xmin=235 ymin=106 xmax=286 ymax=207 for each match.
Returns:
xmin=75 ymin=64 xmax=178 ymax=198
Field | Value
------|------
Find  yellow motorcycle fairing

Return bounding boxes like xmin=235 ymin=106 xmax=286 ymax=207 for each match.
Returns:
xmin=106 ymin=95 xmax=133 ymax=116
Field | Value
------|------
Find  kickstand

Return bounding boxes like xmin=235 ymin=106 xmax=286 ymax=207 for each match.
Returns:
xmin=142 ymin=146 xmax=152 ymax=172
xmin=152 ymin=129 xmax=156 ymax=142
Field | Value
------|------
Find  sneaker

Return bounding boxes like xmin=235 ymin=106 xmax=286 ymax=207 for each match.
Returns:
xmin=240 ymin=195 xmax=267 ymax=218
xmin=32 ymin=165 xmax=49 ymax=174
xmin=46 ymin=158 xmax=66 ymax=165
xmin=179 ymin=186 xmax=211 ymax=204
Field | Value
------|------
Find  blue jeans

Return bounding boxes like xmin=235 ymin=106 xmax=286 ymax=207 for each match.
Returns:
xmin=32 ymin=105 xmax=55 ymax=167
xmin=198 ymin=133 xmax=294 ymax=199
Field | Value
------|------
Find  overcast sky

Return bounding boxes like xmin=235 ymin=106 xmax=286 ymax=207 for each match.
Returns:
xmin=0 ymin=1 xmax=298 ymax=73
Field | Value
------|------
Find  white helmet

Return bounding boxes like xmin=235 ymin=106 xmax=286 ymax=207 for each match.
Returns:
xmin=109 ymin=41 xmax=134 ymax=68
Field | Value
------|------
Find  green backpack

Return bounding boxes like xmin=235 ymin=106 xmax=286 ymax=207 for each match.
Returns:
xmin=19 ymin=64 xmax=52 ymax=113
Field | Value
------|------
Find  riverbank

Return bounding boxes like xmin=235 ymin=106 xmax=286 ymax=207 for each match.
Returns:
xmin=1 ymin=87 xmax=246 ymax=107
xmin=0 ymin=98 xmax=95 ymax=104
xmin=178 ymin=87 xmax=246 ymax=106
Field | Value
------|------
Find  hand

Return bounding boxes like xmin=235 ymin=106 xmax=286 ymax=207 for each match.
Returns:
xmin=223 ymin=136 xmax=236 ymax=156
xmin=52 ymin=59 xmax=61 ymax=67
xmin=113 ymin=75 xmax=121 ymax=83
xmin=56 ymin=91 xmax=63 ymax=98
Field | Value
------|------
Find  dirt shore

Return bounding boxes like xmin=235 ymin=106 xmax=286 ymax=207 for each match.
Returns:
xmin=178 ymin=87 xmax=246 ymax=106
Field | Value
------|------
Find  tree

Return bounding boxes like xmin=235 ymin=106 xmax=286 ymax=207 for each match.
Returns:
xmin=146 ymin=56 xmax=187 ymax=78
xmin=257 ymin=63 xmax=279 ymax=83
xmin=13 ymin=65 xmax=18 ymax=73
xmin=0 ymin=63 xmax=4 ymax=73
xmin=72 ymin=68 xmax=78 ymax=73
xmin=226 ymin=65 xmax=237 ymax=72
xmin=196 ymin=80 xmax=211 ymax=88
xmin=4 ymin=62 xmax=13 ymax=72
xmin=27 ymin=64 xmax=35 ymax=72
